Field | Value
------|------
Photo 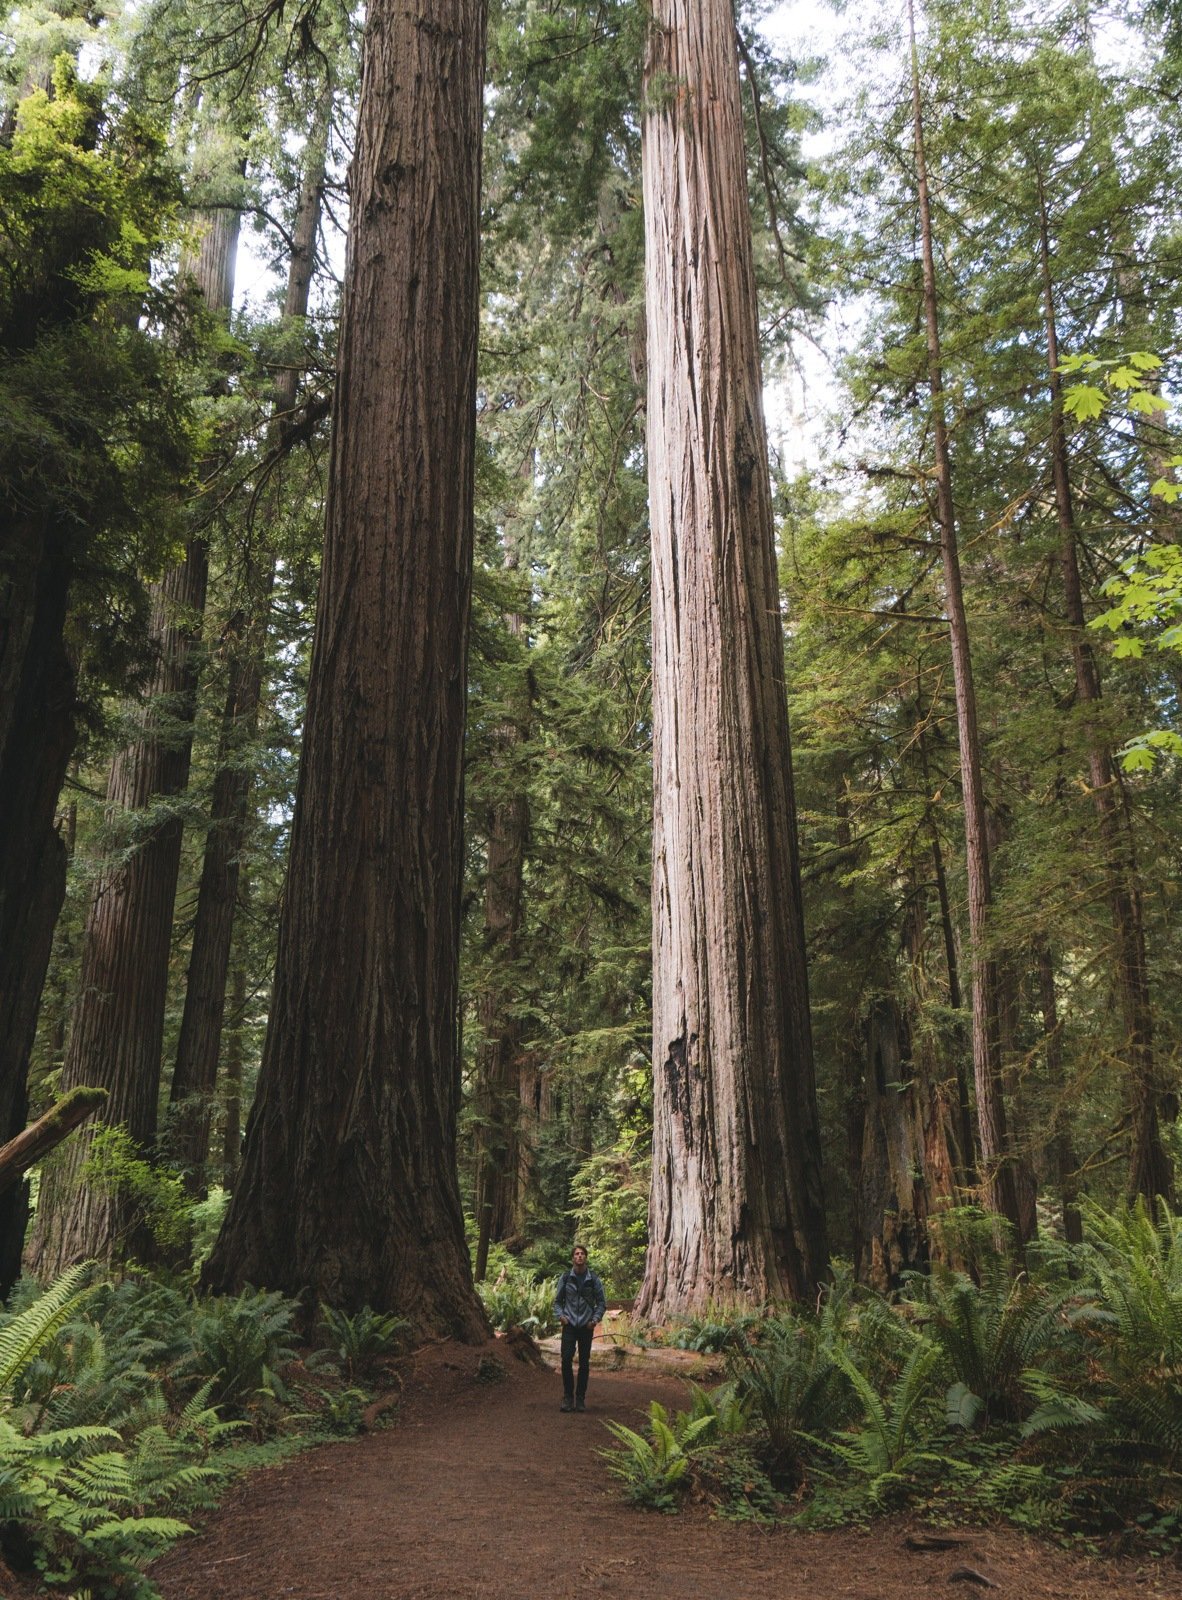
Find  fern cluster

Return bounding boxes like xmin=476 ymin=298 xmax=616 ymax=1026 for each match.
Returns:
xmin=0 ymin=1269 xmax=412 ymax=1594
xmin=603 ymin=1200 xmax=1182 ymax=1552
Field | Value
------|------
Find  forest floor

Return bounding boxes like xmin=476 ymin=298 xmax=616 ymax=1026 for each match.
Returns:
xmin=142 ymin=1334 xmax=1181 ymax=1600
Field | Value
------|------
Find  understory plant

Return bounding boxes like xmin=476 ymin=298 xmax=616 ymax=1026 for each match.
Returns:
xmin=0 ymin=1268 xmax=415 ymax=1595
xmin=603 ymin=1202 xmax=1182 ymax=1552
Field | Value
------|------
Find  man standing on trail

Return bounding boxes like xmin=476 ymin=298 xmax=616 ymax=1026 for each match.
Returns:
xmin=554 ymin=1243 xmax=606 ymax=1413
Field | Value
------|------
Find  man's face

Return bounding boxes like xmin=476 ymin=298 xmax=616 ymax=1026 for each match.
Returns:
xmin=572 ymin=1247 xmax=588 ymax=1273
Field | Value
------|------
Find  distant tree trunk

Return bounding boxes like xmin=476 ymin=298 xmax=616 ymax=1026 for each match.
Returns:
xmin=220 ymin=958 xmax=247 ymax=1191
xmin=0 ymin=527 xmax=73 ymax=1291
xmin=857 ymin=874 xmax=966 ymax=1289
xmin=1036 ymin=944 xmax=1082 ymax=1245
xmin=473 ymin=539 xmax=530 ymax=1281
xmin=1034 ymin=173 xmax=1174 ymax=1207
xmin=908 ymin=0 xmax=1021 ymax=1240
xmin=915 ymin=691 xmax=976 ymax=1179
xmin=636 ymin=0 xmax=828 ymax=1318
xmin=203 ymin=0 xmax=489 ymax=1340
xmin=169 ymin=85 xmax=331 ymax=1194
xmin=25 ymin=203 xmax=240 ymax=1277
xmin=857 ymin=997 xmax=931 ymax=1289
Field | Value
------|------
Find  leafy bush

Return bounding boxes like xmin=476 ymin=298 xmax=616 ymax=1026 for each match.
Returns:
xmin=183 ymin=1287 xmax=301 ymax=1413
xmin=82 ymin=1125 xmax=191 ymax=1252
xmin=807 ymin=1340 xmax=944 ymax=1506
xmin=1020 ymin=1201 xmax=1182 ymax=1492
xmin=601 ymin=1401 xmax=713 ymax=1511
xmin=318 ymin=1304 xmax=411 ymax=1379
xmin=727 ymin=1314 xmax=851 ymax=1485
xmin=910 ymin=1270 xmax=1066 ymax=1428
xmin=476 ymin=1260 xmax=557 ymax=1335
xmin=664 ymin=1308 xmax=762 ymax=1353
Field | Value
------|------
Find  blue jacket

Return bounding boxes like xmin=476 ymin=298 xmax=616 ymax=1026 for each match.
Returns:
xmin=554 ymin=1266 xmax=606 ymax=1329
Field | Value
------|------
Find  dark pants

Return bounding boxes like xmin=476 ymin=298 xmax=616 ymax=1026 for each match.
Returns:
xmin=561 ymin=1322 xmax=594 ymax=1401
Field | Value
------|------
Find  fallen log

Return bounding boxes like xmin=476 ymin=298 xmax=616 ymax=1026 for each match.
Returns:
xmin=0 ymin=1086 xmax=107 ymax=1193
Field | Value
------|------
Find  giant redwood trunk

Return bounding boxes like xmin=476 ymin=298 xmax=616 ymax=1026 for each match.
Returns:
xmin=25 ymin=205 xmax=240 ymax=1276
xmin=203 ymin=0 xmax=489 ymax=1339
xmin=908 ymin=0 xmax=1021 ymax=1240
xmin=169 ymin=87 xmax=332 ymax=1193
xmin=1035 ymin=176 xmax=1174 ymax=1207
xmin=636 ymin=0 xmax=828 ymax=1318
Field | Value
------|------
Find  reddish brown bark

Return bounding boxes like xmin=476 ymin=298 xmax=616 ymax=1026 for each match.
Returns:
xmin=907 ymin=0 xmax=1021 ymax=1240
xmin=636 ymin=0 xmax=827 ymax=1317
xmin=203 ymin=0 xmax=489 ymax=1339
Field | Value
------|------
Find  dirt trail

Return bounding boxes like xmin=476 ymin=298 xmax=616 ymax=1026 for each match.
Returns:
xmin=152 ymin=1339 xmax=1178 ymax=1600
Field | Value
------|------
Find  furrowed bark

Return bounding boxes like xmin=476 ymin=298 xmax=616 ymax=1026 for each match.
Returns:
xmin=473 ymin=533 xmax=530 ymax=1279
xmin=203 ymin=0 xmax=489 ymax=1340
xmin=637 ymin=0 xmax=828 ymax=1318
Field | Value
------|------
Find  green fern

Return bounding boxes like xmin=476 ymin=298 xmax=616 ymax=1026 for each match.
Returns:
xmin=805 ymin=1339 xmax=945 ymax=1505
xmin=0 ymin=1264 xmax=92 ymax=1395
xmin=727 ymin=1313 xmax=852 ymax=1484
xmin=911 ymin=1270 xmax=1064 ymax=1427
xmin=601 ymin=1403 xmax=713 ymax=1510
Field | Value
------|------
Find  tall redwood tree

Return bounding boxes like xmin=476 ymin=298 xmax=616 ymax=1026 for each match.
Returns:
xmin=204 ymin=0 xmax=488 ymax=1337
xmin=636 ymin=0 xmax=828 ymax=1318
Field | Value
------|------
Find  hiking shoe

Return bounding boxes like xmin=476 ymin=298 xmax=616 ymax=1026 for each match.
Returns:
xmin=560 ymin=1397 xmax=573 ymax=1413
xmin=575 ymin=1399 xmax=586 ymax=1413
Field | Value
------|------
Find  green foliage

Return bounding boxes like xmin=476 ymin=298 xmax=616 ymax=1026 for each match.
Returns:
xmin=82 ymin=1124 xmax=191 ymax=1252
xmin=727 ymin=1313 xmax=852 ymax=1485
xmin=183 ymin=1287 xmax=300 ymax=1414
xmin=0 ymin=1263 xmax=92 ymax=1393
xmin=1022 ymin=1201 xmax=1182 ymax=1474
xmin=0 ymin=59 xmax=195 ymax=697
xmin=568 ymin=1128 xmax=649 ymax=1298
xmin=807 ymin=1341 xmax=944 ymax=1506
xmin=664 ymin=1308 xmax=763 ymax=1354
xmin=910 ymin=1270 xmax=1064 ymax=1428
xmin=476 ymin=1260 xmax=557 ymax=1337
xmin=600 ymin=1401 xmax=714 ymax=1512
xmin=317 ymin=1304 xmax=410 ymax=1380
xmin=0 ymin=1274 xmax=231 ymax=1596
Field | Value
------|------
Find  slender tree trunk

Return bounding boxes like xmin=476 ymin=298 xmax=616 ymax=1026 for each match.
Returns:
xmin=473 ymin=539 xmax=530 ymax=1280
xmin=1036 ymin=944 xmax=1082 ymax=1245
xmin=1034 ymin=175 xmax=1173 ymax=1207
xmin=169 ymin=85 xmax=332 ymax=1193
xmin=203 ymin=0 xmax=489 ymax=1339
xmin=25 ymin=203 xmax=241 ymax=1276
xmin=907 ymin=0 xmax=1021 ymax=1239
xmin=916 ymin=698 xmax=976 ymax=1179
xmin=222 ymin=939 xmax=248 ymax=1192
xmin=637 ymin=0 xmax=828 ymax=1318
xmin=0 ymin=522 xmax=73 ymax=1291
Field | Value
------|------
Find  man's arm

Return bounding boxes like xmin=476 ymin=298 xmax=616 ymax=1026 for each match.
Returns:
xmin=592 ymin=1273 xmax=606 ymax=1324
xmin=554 ymin=1272 xmax=568 ymax=1323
